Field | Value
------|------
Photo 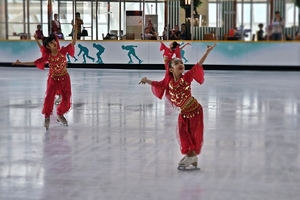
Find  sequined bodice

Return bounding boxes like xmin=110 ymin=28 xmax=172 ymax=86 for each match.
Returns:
xmin=48 ymin=52 xmax=68 ymax=76
xmin=169 ymin=77 xmax=191 ymax=108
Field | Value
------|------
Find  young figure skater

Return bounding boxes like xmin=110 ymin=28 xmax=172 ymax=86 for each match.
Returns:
xmin=159 ymin=41 xmax=190 ymax=70
xmin=139 ymin=43 xmax=217 ymax=170
xmin=13 ymin=24 xmax=78 ymax=130
xmin=33 ymin=33 xmax=62 ymax=105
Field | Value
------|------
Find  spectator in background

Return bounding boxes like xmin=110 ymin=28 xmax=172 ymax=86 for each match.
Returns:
xmin=35 ymin=25 xmax=44 ymax=39
xmin=52 ymin=13 xmax=61 ymax=34
xmin=142 ymin=28 xmax=157 ymax=40
xmin=173 ymin=25 xmax=181 ymax=39
xmin=56 ymin=28 xmax=65 ymax=40
xmin=272 ymin=11 xmax=284 ymax=41
xmin=180 ymin=23 xmax=187 ymax=40
xmin=257 ymin=23 xmax=265 ymax=41
xmin=169 ymin=29 xmax=179 ymax=40
xmin=71 ymin=12 xmax=84 ymax=40
xmin=162 ymin=26 xmax=168 ymax=40
xmin=147 ymin=22 xmax=156 ymax=35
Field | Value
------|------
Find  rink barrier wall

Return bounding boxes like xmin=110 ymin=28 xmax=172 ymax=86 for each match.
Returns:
xmin=0 ymin=40 xmax=300 ymax=70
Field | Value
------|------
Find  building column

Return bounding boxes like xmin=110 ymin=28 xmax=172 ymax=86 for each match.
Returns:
xmin=221 ymin=0 xmax=237 ymax=39
xmin=0 ymin=0 xmax=5 ymax=39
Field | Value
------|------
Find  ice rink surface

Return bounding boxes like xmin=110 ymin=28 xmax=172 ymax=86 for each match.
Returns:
xmin=0 ymin=67 xmax=299 ymax=200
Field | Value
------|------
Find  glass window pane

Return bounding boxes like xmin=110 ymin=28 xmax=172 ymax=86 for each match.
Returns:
xmin=209 ymin=3 xmax=217 ymax=27
xmin=8 ymin=1 xmax=24 ymax=23
xmin=286 ymin=3 xmax=298 ymax=27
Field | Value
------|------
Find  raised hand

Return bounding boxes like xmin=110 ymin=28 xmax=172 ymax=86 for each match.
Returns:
xmin=206 ymin=43 xmax=217 ymax=52
xmin=139 ymin=77 xmax=147 ymax=85
xmin=12 ymin=60 xmax=21 ymax=65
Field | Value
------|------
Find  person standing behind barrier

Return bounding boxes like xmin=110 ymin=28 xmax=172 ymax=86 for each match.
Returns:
xmin=52 ymin=13 xmax=61 ymax=34
xmin=71 ymin=12 xmax=84 ymax=40
xmin=272 ymin=11 xmax=284 ymax=41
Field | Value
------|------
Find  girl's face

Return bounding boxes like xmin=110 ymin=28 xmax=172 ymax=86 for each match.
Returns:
xmin=170 ymin=59 xmax=185 ymax=75
xmin=47 ymin=39 xmax=58 ymax=50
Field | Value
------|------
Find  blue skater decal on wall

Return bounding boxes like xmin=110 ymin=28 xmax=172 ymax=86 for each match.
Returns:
xmin=66 ymin=53 xmax=78 ymax=63
xmin=180 ymin=42 xmax=189 ymax=63
xmin=77 ymin=44 xmax=95 ymax=64
xmin=93 ymin=43 xmax=105 ymax=64
xmin=121 ymin=45 xmax=143 ymax=64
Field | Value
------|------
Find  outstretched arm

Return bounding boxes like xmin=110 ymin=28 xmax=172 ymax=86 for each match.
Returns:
xmin=77 ymin=49 xmax=82 ymax=56
xmin=180 ymin=42 xmax=191 ymax=50
xmin=12 ymin=60 xmax=35 ymax=66
xmin=71 ymin=23 xmax=77 ymax=46
xmin=33 ymin=34 xmax=43 ymax=49
xmin=198 ymin=43 xmax=217 ymax=66
xmin=139 ymin=77 xmax=152 ymax=85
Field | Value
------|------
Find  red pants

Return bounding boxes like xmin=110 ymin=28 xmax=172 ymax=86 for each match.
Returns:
xmin=177 ymin=105 xmax=204 ymax=155
xmin=43 ymin=73 xmax=72 ymax=118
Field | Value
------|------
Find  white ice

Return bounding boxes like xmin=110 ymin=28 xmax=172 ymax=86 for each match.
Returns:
xmin=0 ymin=67 xmax=299 ymax=200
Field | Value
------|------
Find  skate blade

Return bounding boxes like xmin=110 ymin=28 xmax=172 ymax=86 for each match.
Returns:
xmin=57 ymin=119 xmax=68 ymax=126
xmin=177 ymin=166 xmax=200 ymax=171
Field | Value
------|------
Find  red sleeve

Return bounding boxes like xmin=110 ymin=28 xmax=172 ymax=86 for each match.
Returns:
xmin=184 ymin=63 xmax=205 ymax=84
xmin=34 ymin=55 xmax=48 ymax=70
xmin=160 ymin=43 xmax=168 ymax=52
xmin=60 ymin=43 xmax=75 ymax=57
xmin=151 ymin=79 xmax=167 ymax=99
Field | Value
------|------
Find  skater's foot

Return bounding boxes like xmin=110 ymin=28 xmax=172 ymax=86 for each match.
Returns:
xmin=44 ymin=118 xmax=50 ymax=130
xmin=139 ymin=60 xmax=143 ymax=64
xmin=128 ymin=61 xmax=133 ymax=64
xmin=178 ymin=155 xmax=198 ymax=167
xmin=54 ymin=95 xmax=62 ymax=105
xmin=74 ymin=58 xmax=78 ymax=62
xmin=57 ymin=115 xmax=68 ymax=126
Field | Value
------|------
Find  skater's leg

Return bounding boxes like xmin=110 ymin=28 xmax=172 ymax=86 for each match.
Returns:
xmin=127 ymin=52 xmax=133 ymax=63
xmin=43 ymin=78 xmax=56 ymax=117
xmin=87 ymin=54 xmax=95 ymax=62
xmin=42 ymin=78 xmax=57 ymax=129
xmin=178 ymin=108 xmax=204 ymax=155
xmin=56 ymin=75 xmax=72 ymax=125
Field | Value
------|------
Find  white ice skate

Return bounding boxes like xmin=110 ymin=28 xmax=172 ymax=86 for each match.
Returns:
xmin=54 ymin=95 xmax=62 ymax=105
xmin=44 ymin=118 xmax=50 ymax=130
xmin=57 ymin=115 xmax=68 ymax=126
xmin=177 ymin=156 xmax=200 ymax=171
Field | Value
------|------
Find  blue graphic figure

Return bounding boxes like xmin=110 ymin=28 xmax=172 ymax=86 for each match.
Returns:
xmin=93 ymin=43 xmax=105 ymax=64
xmin=66 ymin=53 xmax=78 ymax=63
xmin=180 ymin=42 xmax=188 ymax=63
xmin=77 ymin=44 xmax=95 ymax=64
xmin=121 ymin=45 xmax=143 ymax=64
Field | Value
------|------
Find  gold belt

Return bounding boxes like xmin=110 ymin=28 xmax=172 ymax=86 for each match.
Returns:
xmin=51 ymin=72 xmax=69 ymax=81
xmin=181 ymin=97 xmax=196 ymax=111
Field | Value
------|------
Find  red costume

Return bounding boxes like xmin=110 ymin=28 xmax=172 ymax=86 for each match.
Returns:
xmin=151 ymin=63 xmax=204 ymax=155
xmin=35 ymin=38 xmax=74 ymax=118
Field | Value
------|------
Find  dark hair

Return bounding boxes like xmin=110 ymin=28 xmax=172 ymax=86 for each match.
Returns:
xmin=171 ymin=41 xmax=179 ymax=51
xmin=76 ymin=12 xmax=80 ymax=15
xmin=42 ymin=34 xmax=56 ymax=48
